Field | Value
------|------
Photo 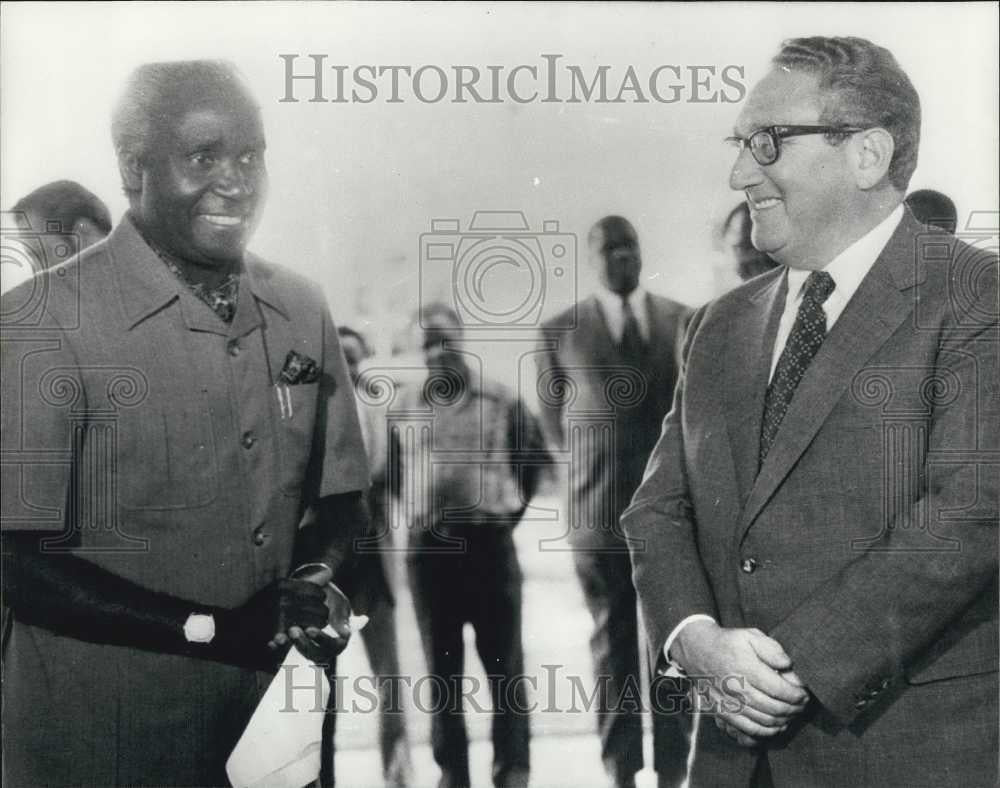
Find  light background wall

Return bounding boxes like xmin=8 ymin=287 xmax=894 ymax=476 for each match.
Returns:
xmin=3 ymin=2 xmax=998 ymax=354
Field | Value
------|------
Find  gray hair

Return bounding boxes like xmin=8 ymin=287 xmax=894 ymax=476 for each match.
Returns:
xmin=111 ymin=60 xmax=258 ymax=191
xmin=773 ymin=37 xmax=921 ymax=192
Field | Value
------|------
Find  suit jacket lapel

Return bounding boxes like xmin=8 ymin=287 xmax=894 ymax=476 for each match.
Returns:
xmin=644 ymin=293 xmax=672 ymax=369
xmin=737 ymin=214 xmax=925 ymax=543
xmin=586 ymin=296 xmax=619 ymax=364
xmin=724 ymin=272 xmax=787 ymax=503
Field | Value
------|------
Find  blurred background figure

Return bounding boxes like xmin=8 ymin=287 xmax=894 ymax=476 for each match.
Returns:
xmin=325 ymin=325 xmax=414 ymax=788
xmin=396 ymin=303 xmax=548 ymax=788
xmin=2 ymin=180 xmax=111 ymax=294
xmin=0 ymin=179 xmax=112 ymax=656
xmin=905 ymin=188 xmax=958 ymax=234
xmin=535 ymin=216 xmax=692 ymax=788
xmin=715 ymin=202 xmax=779 ymax=291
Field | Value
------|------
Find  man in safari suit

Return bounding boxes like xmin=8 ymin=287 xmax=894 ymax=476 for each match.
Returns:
xmin=2 ymin=61 xmax=368 ymax=786
xmin=622 ymin=36 xmax=998 ymax=787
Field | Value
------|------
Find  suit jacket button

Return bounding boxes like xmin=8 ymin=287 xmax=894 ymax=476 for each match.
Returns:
xmin=740 ymin=557 xmax=758 ymax=574
xmin=252 ymin=528 xmax=266 ymax=546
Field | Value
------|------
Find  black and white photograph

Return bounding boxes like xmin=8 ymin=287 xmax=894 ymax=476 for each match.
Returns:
xmin=2 ymin=3 xmax=998 ymax=787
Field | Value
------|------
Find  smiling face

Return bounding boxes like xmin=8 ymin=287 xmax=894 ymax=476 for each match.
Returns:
xmin=730 ymin=69 xmax=859 ymax=269
xmin=134 ymin=87 xmax=266 ymax=268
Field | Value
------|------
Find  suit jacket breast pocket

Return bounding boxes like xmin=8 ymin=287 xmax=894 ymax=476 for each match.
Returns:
xmin=274 ymin=382 xmax=320 ymax=496
xmin=115 ymin=403 xmax=219 ymax=510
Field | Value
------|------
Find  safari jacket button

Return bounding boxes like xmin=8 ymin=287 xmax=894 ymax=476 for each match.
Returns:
xmin=252 ymin=529 xmax=266 ymax=546
xmin=241 ymin=431 xmax=256 ymax=449
xmin=228 ymin=339 xmax=241 ymax=357
xmin=740 ymin=557 xmax=758 ymax=574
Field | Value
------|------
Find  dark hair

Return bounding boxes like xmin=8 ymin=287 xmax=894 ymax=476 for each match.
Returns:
xmin=905 ymin=189 xmax=957 ymax=234
xmin=12 ymin=180 xmax=112 ymax=235
xmin=773 ymin=37 xmax=921 ymax=191
xmin=587 ymin=215 xmax=637 ymax=247
xmin=111 ymin=60 xmax=258 ymax=192
xmin=337 ymin=325 xmax=372 ymax=357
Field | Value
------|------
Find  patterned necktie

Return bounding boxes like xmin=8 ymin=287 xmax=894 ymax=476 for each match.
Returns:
xmin=758 ymin=271 xmax=836 ymax=466
xmin=619 ymin=296 xmax=645 ymax=360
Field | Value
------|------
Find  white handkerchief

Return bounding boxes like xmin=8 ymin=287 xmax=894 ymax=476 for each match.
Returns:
xmin=226 ymin=617 xmax=369 ymax=788
xmin=226 ymin=629 xmax=332 ymax=788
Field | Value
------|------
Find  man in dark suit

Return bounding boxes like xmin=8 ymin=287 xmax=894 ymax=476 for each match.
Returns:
xmin=622 ymin=36 xmax=998 ymax=787
xmin=535 ymin=215 xmax=691 ymax=788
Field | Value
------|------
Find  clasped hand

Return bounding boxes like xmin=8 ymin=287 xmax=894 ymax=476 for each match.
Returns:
xmin=218 ymin=576 xmax=352 ymax=669
xmin=672 ymin=621 xmax=809 ymax=748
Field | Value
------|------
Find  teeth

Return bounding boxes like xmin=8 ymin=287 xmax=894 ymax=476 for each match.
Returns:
xmin=752 ymin=198 xmax=782 ymax=210
xmin=202 ymin=215 xmax=243 ymax=226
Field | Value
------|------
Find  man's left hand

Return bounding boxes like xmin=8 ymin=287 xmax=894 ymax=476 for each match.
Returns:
xmin=277 ymin=565 xmax=354 ymax=665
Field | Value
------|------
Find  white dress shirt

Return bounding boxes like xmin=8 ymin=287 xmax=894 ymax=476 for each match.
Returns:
xmin=663 ymin=203 xmax=905 ymax=669
xmin=595 ymin=285 xmax=650 ymax=344
xmin=769 ymin=204 xmax=904 ymax=380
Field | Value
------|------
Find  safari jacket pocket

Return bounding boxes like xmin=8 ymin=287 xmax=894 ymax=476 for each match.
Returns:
xmin=116 ymin=404 xmax=219 ymax=510
xmin=273 ymin=381 xmax=320 ymax=495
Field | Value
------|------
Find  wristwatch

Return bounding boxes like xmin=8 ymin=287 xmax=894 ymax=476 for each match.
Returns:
xmin=183 ymin=613 xmax=216 ymax=644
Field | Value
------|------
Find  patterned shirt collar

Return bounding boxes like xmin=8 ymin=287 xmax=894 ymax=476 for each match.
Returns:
xmin=129 ymin=213 xmax=241 ymax=324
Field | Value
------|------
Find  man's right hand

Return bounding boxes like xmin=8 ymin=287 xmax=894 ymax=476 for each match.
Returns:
xmin=214 ymin=578 xmax=330 ymax=669
xmin=672 ymin=620 xmax=810 ymax=742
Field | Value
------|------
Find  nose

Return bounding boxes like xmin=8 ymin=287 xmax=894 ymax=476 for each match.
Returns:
xmin=214 ymin=158 xmax=254 ymax=198
xmin=729 ymin=145 xmax=764 ymax=192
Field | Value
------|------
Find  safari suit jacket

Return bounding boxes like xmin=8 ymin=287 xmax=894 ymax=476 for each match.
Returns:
xmin=1 ymin=218 xmax=369 ymax=786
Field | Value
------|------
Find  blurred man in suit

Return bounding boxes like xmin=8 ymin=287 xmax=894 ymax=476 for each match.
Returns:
xmin=623 ymin=36 xmax=997 ymax=787
xmin=535 ymin=215 xmax=691 ymax=788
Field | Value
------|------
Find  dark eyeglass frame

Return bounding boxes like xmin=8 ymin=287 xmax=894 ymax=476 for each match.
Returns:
xmin=725 ymin=125 xmax=868 ymax=166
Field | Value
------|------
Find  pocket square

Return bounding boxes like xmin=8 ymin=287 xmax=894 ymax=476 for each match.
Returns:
xmin=279 ymin=350 xmax=319 ymax=385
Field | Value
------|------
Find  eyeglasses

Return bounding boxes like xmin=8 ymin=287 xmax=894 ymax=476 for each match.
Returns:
xmin=725 ymin=125 xmax=868 ymax=166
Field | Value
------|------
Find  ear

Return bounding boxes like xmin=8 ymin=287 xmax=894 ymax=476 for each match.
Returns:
xmin=117 ymin=150 xmax=144 ymax=194
xmin=852 ymin=127 xmax=894 ymax=190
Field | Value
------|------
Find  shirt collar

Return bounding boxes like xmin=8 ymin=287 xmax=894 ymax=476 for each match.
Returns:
xmin=595 ymin=284 xmax=647 ymax=314
xmin=786 ymin=203 xmax=904 ymax=303
xmin=241 ymin=251 xmax=290 ymax=320
xmin=108 ymin=215 xmax=288 ymax=329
